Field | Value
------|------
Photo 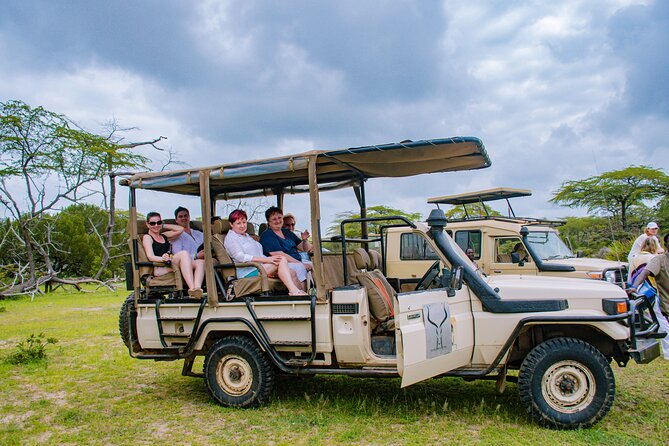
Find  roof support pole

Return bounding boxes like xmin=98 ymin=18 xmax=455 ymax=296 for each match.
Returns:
xmin=199 ymin=170 xmax=217 ymax=307
xmin=354 ymin=182 xmax=368 ymax=245
xmin=277 ymin=191 xmax=284 ymax=210
xmin=129 ymin=187 xmax=140 ymax=302
xmin=308 ymin=155 xmax=325 ymax=301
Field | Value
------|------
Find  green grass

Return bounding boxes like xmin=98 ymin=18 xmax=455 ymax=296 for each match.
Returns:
xmin=1 ymin=289 xmax=667 ymax=445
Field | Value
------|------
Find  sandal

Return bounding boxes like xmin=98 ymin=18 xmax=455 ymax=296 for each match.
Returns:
xmin=188 ymin=288 xmax=203 ymax=298
xmin=289 ymin=290 xmax=308 ymax=296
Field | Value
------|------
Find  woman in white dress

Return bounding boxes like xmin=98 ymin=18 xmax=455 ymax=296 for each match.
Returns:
xmin=223 ymin=209 xmax=307 ymax=296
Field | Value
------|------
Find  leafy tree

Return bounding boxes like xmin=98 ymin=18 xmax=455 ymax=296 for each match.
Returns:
xmin=444 ymin=202 xmax=502 ymax=220
xmin=0 ymin=100 xmax=158 ymax=295
xmin=50 ymin=204 xmax=129 ymax=279
xmin=550 ymin=165 xmax=669 ymax=231
xmin=327 ymin=205 xmax=422 ymax=241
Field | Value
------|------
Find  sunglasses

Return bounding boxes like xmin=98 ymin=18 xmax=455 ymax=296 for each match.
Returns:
xmin=148 ymin=220 xmax=163 ymax=226
xmin=284 ymin=223 xmax=295 ymax=227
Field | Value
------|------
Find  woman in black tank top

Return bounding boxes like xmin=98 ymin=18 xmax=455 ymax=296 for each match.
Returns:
xmin=142 ymin=212 xmax=205 ymax=298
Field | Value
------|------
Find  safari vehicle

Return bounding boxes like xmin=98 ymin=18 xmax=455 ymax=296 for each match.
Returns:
xmin=391 ymin=188 xmax=626 ymax=288
xmin=119 ymin=138 xmax=662 ymax=429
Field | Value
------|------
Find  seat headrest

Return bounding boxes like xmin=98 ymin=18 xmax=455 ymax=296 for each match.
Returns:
xmin=246 ymin=222 xmax=256 ymax=236
xmin=353 ymin=248 xmax=373 ymax=270
xmin=368 ymin=250 xmax=382 ymax=270
xmin=190 ymin=220 xmax=203 ymax=232
xmin=212 ymin=219 xmax=231 ymax=234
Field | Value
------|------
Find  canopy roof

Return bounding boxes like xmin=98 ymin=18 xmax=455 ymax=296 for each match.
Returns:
xmin=427 ymin=187 xmax=531 ymax=206
xmin=121 ymin=137 xmax=490 ymax=199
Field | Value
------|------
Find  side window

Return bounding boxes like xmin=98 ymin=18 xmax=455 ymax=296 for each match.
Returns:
xmin=454 ymin=230 xmax=482 ymax=259
xmin=400 ymin=233 xmax=439 ymax=260
xmin=494 ymin=237 xmax=529 ymax=263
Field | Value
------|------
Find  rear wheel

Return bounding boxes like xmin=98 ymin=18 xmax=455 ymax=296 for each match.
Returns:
xmin=203 ymin=336 xmax=274 ymax=408
xmin=518 ymin=337 xmax=615 ymax=429
xmin=118 ymin=294 xmax=140 ymax=352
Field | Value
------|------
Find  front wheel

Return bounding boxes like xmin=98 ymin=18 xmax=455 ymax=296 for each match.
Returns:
xmin=518 ymin=337 xmax=615 ymax=429
xmin=203 ymin=336 xmax=274 ymax=408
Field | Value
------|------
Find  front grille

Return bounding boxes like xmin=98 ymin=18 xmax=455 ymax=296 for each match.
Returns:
xmin=332 ymin=303 xmax=359 ymax=314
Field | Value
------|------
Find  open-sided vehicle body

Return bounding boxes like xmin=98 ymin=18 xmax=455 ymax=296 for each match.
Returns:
xmin=120 ymin=138 xmax=662 ymax=429
xmin=395 ymin=188 xmax=627 ymax=288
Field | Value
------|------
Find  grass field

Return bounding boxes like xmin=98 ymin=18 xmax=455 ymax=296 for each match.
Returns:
xmin=0 ymin=289 xmax=667 ymax=445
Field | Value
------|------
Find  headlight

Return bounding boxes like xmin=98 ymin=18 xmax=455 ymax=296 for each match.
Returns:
xmin=586 ymin=271 xmax=603 ymax=280
xmin=604 ymin=270 xmax=617 ymax=283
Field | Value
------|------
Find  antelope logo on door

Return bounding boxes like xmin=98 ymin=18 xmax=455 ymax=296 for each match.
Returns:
xmin=424 ymin=302 xmax=452 ymax=358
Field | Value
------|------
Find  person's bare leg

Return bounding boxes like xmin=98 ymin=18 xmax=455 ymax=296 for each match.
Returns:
xmin=276 ymin=258 xmax=305 ymax=295
xmin=173 ymin=251 xmax=195 ymax=289
xmin=193 ymin=259 xmax=205 ymax=288
xmin=289 ymin=268 xmax=306 ymax=291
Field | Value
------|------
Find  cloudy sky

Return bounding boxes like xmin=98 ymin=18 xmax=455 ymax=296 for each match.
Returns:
xmin=1 ymin=0 xmax=667 ymax=229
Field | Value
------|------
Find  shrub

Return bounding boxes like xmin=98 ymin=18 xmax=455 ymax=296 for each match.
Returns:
xmin=4 ymin=333 xmax=58 ymax=365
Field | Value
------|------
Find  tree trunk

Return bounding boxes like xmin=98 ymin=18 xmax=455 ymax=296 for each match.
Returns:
xmin=94 ymin=173 xmax=116 ymax=280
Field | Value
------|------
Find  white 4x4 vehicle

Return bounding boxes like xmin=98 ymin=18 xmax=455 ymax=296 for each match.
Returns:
xmin=422 ymin=188 xmax=627 ymax=287
xmin=119 ymin=138 xmax=662 ymax=429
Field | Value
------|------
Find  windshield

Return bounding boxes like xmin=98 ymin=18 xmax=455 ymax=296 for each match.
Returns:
xmin=526 ymin=231 xmax=574 ymax=260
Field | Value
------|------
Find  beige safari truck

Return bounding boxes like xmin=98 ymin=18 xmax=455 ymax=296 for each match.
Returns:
xmin=416 ymin=188 xmax=627 ymax=288
xmin=119 ymin=138 xmax=662 ymax=429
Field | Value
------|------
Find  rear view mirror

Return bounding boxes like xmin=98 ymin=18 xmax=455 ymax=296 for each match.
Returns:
xmin=511 ymin=252 xmax=525 ymax=266
xmin=450 ymin=265 xmax=463 ymax=291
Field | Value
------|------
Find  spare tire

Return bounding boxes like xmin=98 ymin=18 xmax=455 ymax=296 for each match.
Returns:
xmin=119 ymin=293 xmax=140 ymax=352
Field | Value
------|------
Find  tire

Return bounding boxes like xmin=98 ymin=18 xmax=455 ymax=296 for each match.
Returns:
xmin=203 ymin=336 xmax=274 ymax=408
xmin=119 ymin=293 xmax=141 ymax=352
xmin=518 ymin=337 xmax=615 ymax=429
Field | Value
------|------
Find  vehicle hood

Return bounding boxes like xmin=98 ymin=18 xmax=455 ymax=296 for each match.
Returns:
xmin=542 ymin=257 xmax=626 ymax=271
xmin=485 ymin=274 xmax=627 ymax=301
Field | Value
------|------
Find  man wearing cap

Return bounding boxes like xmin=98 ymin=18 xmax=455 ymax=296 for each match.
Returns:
xmin=628 ymin=222 xmax=664 ymax=273
xmin=632 ymin=233 xmax=669 ymax=360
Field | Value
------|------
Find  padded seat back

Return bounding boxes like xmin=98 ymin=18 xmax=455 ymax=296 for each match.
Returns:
xmin=127 ymin=219 xmax=183 ymax=292
xmin=353 ymin=248 xmax=395 ymax=323
xmin=497 ymin=253 xmax=512 ymax=263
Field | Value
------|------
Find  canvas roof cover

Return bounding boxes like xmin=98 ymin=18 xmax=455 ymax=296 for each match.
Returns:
xmin=427 ymin=187 xmax=532 ymax=205
xmin=123 ymin=137 xmax=491 ymax=199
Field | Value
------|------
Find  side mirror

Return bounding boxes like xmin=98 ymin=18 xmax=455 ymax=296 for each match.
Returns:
xmin=449 ymin=265 xmax=463 ymax=291
xmin=577 ymin=250 xmax=584 ymax=258
xmin=511 ymin=252 xmax=525 ymax=266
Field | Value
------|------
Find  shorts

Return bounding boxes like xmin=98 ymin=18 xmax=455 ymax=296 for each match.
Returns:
xmin=242 ymin=270 xmax=260 ymax=278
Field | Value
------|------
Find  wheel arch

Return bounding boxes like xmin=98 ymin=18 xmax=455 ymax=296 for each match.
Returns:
xmin=507 ymin=323 xmax=627 ymax=368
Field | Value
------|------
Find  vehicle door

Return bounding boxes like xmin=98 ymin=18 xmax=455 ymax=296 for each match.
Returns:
xmin=489 ymin=237 xmax=537 ymax=276
xmin=395 ymin=284 xmax=474 ymax=387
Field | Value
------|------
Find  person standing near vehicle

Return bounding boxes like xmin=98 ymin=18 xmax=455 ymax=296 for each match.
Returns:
xmin=629 ymin=222 xmax=664 ymax=263
xmin=632 ymin=233 xmax=669 ymax=360
xmin=172 ymin=206 xmax=205 ymax=259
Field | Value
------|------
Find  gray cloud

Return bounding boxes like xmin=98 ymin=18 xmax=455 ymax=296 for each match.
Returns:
xmin=0 ymin=0 xmax=666 ymax=223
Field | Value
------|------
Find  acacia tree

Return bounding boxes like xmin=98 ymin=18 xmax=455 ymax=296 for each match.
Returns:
xmin=327 ymin=205 xmax=422 ymax=239
xmin=444 ymin=202 xmax=501 ymax=220
xmin=0 ymin=100 xmax=162 ymax=295
xmin=550 ymin=166 xmax=669 ymax=231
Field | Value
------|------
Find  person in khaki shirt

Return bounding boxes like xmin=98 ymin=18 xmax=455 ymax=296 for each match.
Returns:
xmin=633 ymin=233 xmax=669 ymax=360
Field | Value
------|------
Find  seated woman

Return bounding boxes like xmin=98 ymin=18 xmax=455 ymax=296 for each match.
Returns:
xmin=142 ymin=212 xmax=205 ymax=298
xmin=224 ymin=209 xmax=307 ymax=296
xmin=259 ymin=206 xmax=312 ymax=284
